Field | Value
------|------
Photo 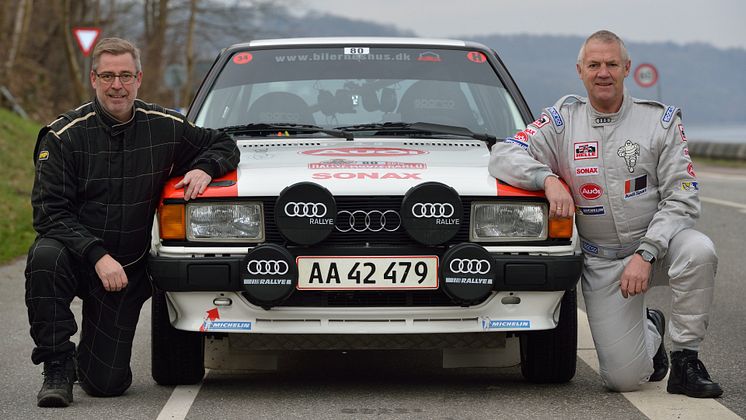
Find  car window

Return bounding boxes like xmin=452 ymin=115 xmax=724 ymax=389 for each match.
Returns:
xmin=194 ymin=46 xmax=525 ymax=138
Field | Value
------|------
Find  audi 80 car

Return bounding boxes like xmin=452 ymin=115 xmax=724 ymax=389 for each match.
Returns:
xmin=149 ymin=37 xmax=582 ymax=385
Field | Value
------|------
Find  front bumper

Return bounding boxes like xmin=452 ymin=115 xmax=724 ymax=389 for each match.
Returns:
xmin=148 ymin=252 xmax=582 ymax=293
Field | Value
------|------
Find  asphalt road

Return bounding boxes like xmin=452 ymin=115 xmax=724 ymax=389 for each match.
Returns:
xmin=1 ymin=164 xmax=744 ymax=419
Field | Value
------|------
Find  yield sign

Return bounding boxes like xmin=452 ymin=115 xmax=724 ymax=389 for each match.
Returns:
xmin=73 ymin=27 xmax=101 ymax=57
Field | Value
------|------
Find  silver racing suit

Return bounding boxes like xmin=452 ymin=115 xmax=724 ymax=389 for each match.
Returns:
xmin=489 ymin=92 xmax=716 ymax=391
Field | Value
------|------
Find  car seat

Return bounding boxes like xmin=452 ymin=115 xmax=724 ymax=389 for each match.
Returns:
xmin=246 ymin=92 xmax=315 ymax=125
xmin=398 ymin=80 xmax=477 ymax=128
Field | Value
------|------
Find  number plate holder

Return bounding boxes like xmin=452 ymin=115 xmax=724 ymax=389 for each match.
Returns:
xmin=296 ymin=256 xmax=439 ymax=290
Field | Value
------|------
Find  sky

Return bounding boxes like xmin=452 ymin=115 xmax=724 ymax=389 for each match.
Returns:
xmin=297 ymin=0 xmax=746 ymax=51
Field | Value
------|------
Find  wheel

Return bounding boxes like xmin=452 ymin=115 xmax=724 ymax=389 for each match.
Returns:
xmin=520 ymin=288 xmax=577 ymax=383
xmin=151 ymin=289 xmax=205 ymax=385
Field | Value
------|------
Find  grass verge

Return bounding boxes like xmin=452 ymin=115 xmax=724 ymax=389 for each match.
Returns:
xmin=0 ymin=108 xmax=40 ymax=264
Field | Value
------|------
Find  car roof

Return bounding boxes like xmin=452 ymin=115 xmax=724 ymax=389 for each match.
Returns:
xmin=227 ymin=37 xmax=489 ymax=51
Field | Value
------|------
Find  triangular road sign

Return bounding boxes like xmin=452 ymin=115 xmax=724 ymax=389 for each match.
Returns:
xmin=73 ymin=27 xmax=101 ymax=57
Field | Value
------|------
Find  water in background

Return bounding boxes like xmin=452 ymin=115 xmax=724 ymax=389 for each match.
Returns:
xmin=685 ymin=124 xmax=746 ymax=143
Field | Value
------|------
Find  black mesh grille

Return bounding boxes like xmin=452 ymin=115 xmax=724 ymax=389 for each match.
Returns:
xmin=263 ymin=196 xmax=470 ymax=246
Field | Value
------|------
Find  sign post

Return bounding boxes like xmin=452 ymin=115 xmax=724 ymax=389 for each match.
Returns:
xmin=633 ymin=63 xmax=661 ymax=101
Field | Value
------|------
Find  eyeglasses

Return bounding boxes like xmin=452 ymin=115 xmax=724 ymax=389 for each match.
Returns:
xmin=95 ymin=72 xmax=137 ymax=85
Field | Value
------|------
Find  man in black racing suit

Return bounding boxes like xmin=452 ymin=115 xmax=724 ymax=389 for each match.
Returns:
xmin=25 ymin=37 xmax=239 ymax=407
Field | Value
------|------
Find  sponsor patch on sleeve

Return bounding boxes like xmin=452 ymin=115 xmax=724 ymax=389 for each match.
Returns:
xmin=38 ymin=150 xmax=49 ymax=161
xmin=624 ymin=174 xmax=648 ymax=199
xmin=687 ymin=162 xmax=696 ymax=178
xmin=662 ymin=106 xmax=676 ymax=124
xmin=530 ymin=113 xmax=551 ymax=129
xmin=680 ymin=181 xmax=699 ymax=192
xmin=678 ymin=124 xmax=687 ymax=142
xmin=504 ymin=137 xmax=528 ymax=150
xmin=548 ymin=107 xmax=564 ymax=127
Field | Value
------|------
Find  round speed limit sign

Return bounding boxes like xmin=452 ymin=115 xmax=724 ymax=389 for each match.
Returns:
xmin=634 ymin=63 xmax=658 ymax=88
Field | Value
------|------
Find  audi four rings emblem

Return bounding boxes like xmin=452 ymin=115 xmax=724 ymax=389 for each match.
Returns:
xmin=247 ymin=260 xmax=289 ymax=275
xmin=336 ymin=210 xmax=401 ymax=232
xmin=284 ymin=202 xmax=327 ymax=218
xmin=449 ymin=259 xmax=491 ymax=274
xmin=412 ymin=202 xmax=455 ymax=218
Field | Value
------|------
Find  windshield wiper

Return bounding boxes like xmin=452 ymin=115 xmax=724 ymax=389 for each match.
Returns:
xmin=220 ymin=123 xmax=353 ymax=140
xmin=334 ymin=122 xmax=497 ymax=145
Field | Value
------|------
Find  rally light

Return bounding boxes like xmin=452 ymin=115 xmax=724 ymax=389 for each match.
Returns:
xmin=159 ymin=204 xmax=186 ymax=240
xmin=186 ymin=202 xmax=264 ymax=242
xmin=469 ymin=202 xmax=547 ymax=242
xmin=548 ymin=216 xmax=573 ymax=239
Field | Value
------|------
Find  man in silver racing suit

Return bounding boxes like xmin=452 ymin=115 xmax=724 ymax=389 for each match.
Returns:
xmin=489 ymin=30 xmax=722 ymax=398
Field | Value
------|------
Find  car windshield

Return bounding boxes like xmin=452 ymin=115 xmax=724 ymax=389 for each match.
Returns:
xmin=194 ymin=46 xmax=525 ymax=139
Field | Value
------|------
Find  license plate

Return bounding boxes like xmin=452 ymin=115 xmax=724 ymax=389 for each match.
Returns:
xmin=296 ymin=256 xmax=439 ymax=290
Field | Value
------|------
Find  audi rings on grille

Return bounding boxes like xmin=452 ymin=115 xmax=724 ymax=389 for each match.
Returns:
xmin=247 ymin=260 xmax=289 ymax=275
xmin=411 ymin=202 xmax=455 ymax=218
xmin=284 ymin=201 xmax=327 ymax=218
xmin=336 ymin=210 xmax=401 ymax=232
xmin=449 ymin=258 xmax=491 ymax=274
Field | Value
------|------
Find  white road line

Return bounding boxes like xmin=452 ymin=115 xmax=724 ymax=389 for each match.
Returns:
xmin=577 ymin=310 xmax=742 ymax=420
xmin=701 ymin=196 xmax=746 ymax=212
xmin=156 ymin=369 xmax=209 ymax=420
xmin=698 ymin=171 xmax=746 ymax=182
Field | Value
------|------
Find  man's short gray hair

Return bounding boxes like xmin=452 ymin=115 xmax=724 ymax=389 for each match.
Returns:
xmin=91 ymin=37 xmax=142 ymax=73
xmin=577 ymin=30 xmax=630 ymax=64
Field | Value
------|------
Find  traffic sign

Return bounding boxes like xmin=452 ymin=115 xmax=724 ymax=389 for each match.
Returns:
xmin=634 ymin=63 xmax=658 ymax=88
xmin=73 ymin=27 xmax=101 ymax=57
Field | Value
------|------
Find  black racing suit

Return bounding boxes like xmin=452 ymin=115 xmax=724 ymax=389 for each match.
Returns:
xmin=25 ymin=98 xmax=239 ymax=396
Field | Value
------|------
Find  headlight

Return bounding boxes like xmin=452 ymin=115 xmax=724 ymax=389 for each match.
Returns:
xmin=470 ymin=201 xmax=547 ymax=242
xmin=186 ymin=202 xmax=264 ymax=242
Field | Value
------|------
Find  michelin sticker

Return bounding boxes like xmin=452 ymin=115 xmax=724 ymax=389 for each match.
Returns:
xmin=482 ymin=319 xmax=531 ymax=329
xmin=199 ymin=307 xmax=252 ymax=332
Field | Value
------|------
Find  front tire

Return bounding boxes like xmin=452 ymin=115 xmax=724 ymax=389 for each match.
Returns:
xmin=520 ymin=288 xmax=577 ymax=383
xmin=151 ymin=290 xmax=205 ymax=385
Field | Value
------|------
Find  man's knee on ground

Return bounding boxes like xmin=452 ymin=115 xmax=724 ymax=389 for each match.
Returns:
xmin=78 ymin=369 xmax=132 ymax=397
xmin=601 ymin=370 xmax=645 ymax=393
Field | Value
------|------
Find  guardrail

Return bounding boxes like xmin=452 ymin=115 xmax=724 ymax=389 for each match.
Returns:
xmin=688 ymin=141 xmax=746 ymax=161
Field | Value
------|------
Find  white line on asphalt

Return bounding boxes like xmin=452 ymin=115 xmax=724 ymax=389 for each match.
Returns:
xmin=698 ymin=171 xmax=746 ymax=182
xmin=577 ymin=310 xmax=742 ymax=420
xmin=156 ymin=369 xmax=209 ymax=420
xmin=701 ymin=196 xmax=746 ymax=212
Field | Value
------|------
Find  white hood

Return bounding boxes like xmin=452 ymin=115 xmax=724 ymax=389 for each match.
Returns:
xmin=235 ymin=138 xmax=498 ymax=196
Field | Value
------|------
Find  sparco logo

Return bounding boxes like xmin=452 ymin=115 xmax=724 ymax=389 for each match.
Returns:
xmin=449 ymin=259 xmax=491 ymax=274
xmin=284 ymin=202 xmax=327 ymax=217
xmin=579 ymin=183 xmax=603 ymax=200
xmin=247 ymin=260 xmax=289 ymax=275
xmin=411 ymin=203 xmax=455 ymax=218
xmin=302 ymin=147 xmax=427 ymax=157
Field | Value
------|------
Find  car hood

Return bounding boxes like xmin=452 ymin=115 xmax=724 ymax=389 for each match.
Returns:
xmin=236 ymin=138 xmax=500 ymax=196
xmin=162 ymin=138 xmax=544 ymax=199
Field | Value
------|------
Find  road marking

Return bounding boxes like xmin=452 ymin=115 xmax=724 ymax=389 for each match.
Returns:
xmin=701 ymin=196 xmax=746 ymax=212
xmin=698 ymin=171 xmax=746 ymax=182
xmin=156 ymin=369 xmax=209 ymax=420
xmin=577 ymin=310 xmax=742 ymax=419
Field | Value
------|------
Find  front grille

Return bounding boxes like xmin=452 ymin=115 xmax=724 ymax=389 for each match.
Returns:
xmin=264 ymin=196 xmax=471 ymax=246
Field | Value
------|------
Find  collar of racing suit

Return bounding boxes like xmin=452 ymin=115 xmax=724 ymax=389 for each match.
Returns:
xmin=587 ymin=89 xmax=632 ymax=128
xmin=93 ymin=97 xmax=136 ymax=136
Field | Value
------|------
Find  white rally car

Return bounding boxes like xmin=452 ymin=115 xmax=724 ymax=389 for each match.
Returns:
xmin=148 ymin=37 xmax=582 ymax=385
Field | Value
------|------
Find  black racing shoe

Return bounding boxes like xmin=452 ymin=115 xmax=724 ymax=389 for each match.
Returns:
xmin=37 ymin=355 xmax=75 ymax=407
xmin=647 ymin=309 xmax=669 ymax=382
xmin=667 ymin=349 xmax=723 ymax=398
